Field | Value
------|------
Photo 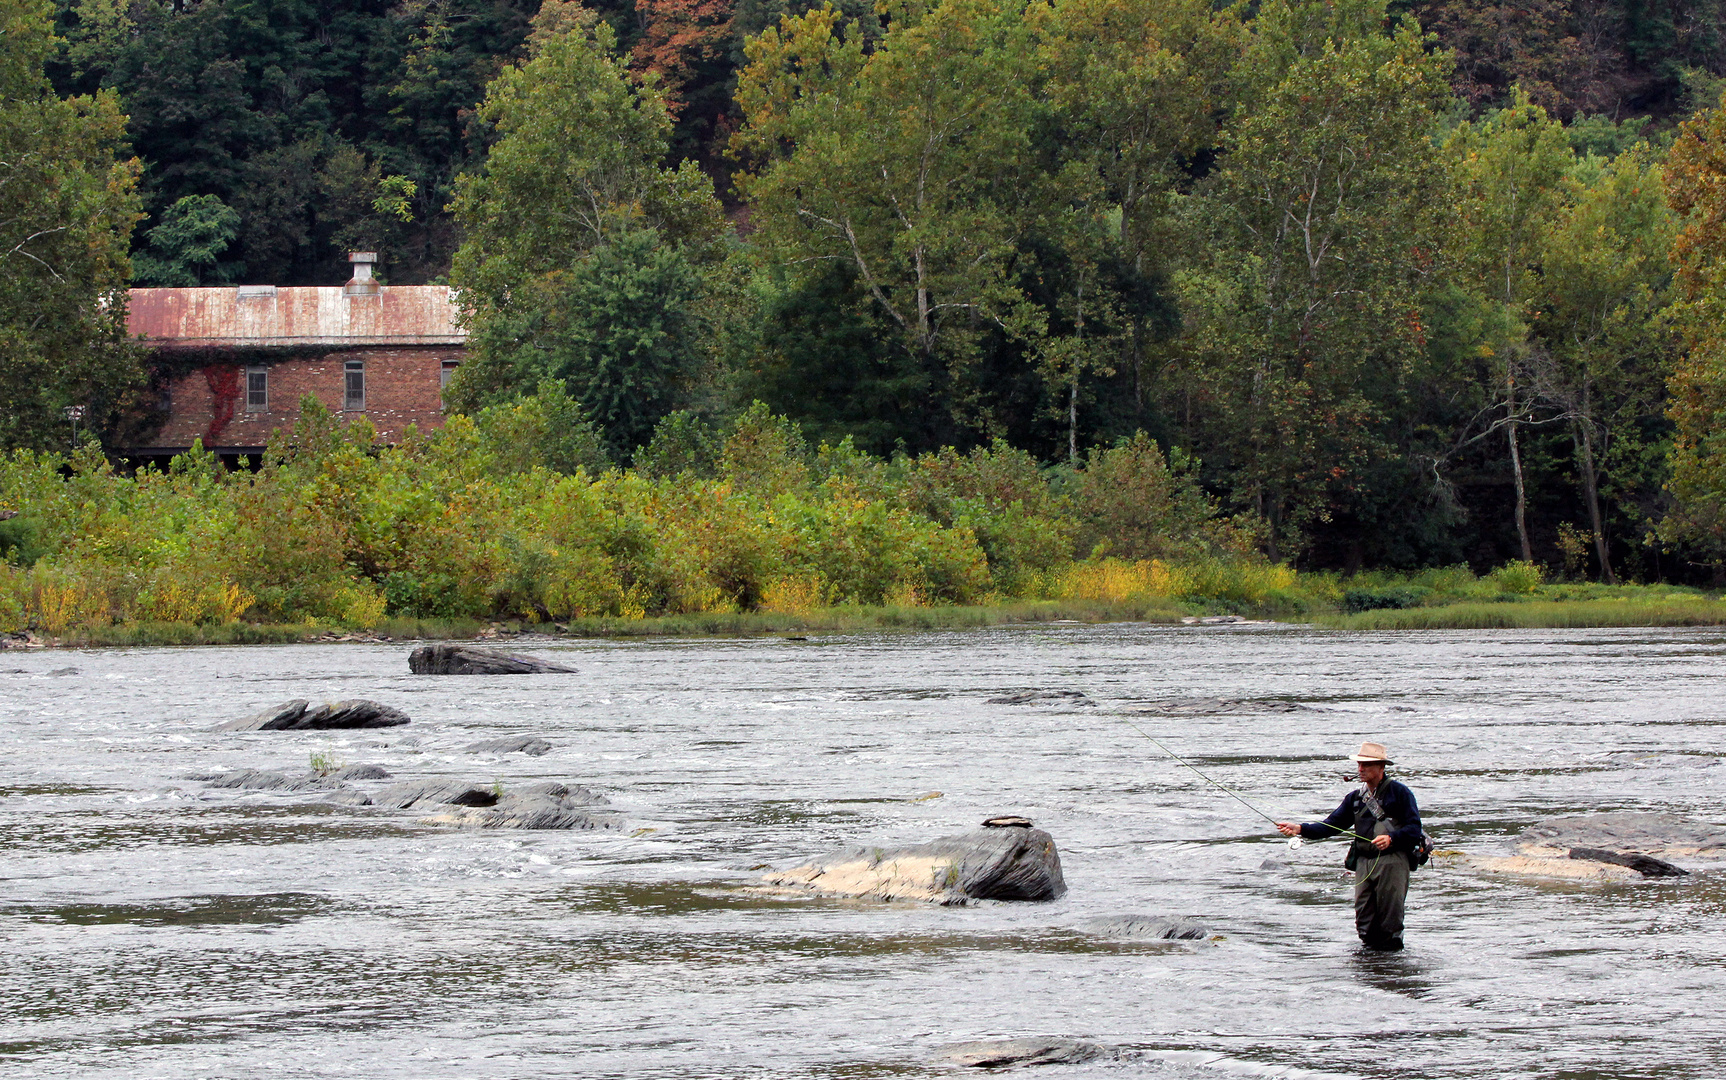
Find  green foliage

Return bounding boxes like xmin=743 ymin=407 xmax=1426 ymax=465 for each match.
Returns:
xmin=1343 ymin=585 xmax=1433 ymax=613
xmin=0 ymin=0 xmax=142 ymax=452
xmin=636 ymin=411 xmax=721 ymax=479
xmin=1489 ymin=559 xmax=1546 ymax=593
xmin=132 ymin=194 xmax=242 ymax=287
xmin=1169 ymin=3 xmax=1454 ymax=557
xmin=449 ymin=20 xmax=724 ymax=455
xmin=1663 ymin=92 xmax=1726 ymax=561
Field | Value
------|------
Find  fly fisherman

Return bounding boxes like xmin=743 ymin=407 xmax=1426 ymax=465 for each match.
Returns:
xmin=1275 ymin=742 xmax=1422 ymax=952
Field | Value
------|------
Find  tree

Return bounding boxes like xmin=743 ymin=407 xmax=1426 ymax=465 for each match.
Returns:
xmin=0 ymin=0 xmax=142 ymax=451
xmin=1526 ymin=145 xmax=1675 ymax=582
xmin=131 ymin=193 xmax=242 ymax=286
xmin=733 ymin=0 xmax=1062 ymax=382
xmin=1661 ymin=91 xmax=1726 ymax=563
xmin=462 ymin=228 xmax=707 ymax=457
xmin=1443 ymin=90 xmax=1575 ymax=561
xmin=1168 ymin=0 xmax=1453 ymax=558
xmin=447 ymin=15 xmax=725 ymax=454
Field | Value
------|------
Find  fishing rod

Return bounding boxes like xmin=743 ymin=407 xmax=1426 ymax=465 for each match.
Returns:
xmin=1109 ymin=713 xmax=1378 ymax=849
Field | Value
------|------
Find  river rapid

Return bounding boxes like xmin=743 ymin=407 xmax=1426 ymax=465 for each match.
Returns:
xmin=3 ymin=624 xmax=1724 ymax=1079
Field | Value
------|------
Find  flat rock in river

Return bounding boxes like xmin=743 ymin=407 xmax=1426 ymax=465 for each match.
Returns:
xmin=760 ymin=823 xmax=1066 ymax=905
xmin=201 ymin=768 xmax=373 ymax=805
xmin=216 ymin=699 xmax=411 ymax=731
xmin=1516 ymin=812 xmax=1726 ymax=859
xmin=938 ymin=1038 xmax=1107 ymax=1067
xmin=1465 ymin=812 xmax=1726 ymax=880
xmin=374 ymin=779 xmax=505 ymax=809
xmin=408 ymin=644 xmax=575 ymax=675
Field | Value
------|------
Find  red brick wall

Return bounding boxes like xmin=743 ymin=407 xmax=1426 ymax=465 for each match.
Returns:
xmin=141 ymin=347 xmax=463 ymax=452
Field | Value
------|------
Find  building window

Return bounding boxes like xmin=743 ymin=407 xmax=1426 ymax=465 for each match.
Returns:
xmin=245 ymin=367 xmax=267 ymax=412
xmin=344 ymin=359 xmax=365 ymax=411
xmin=440 ymin=360 xmax=459 ymax=390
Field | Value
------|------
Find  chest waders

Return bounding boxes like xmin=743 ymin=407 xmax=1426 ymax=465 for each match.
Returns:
xmin=1350 ymin=784 xmax=1409 ymax=950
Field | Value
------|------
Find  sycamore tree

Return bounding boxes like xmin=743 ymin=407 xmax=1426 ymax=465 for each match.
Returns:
xmin=1662 ymin=93 xmax=1726 ymax=564
xmin=1027 ymin=0 xmax=1243 ymax=461
xmin=1168 ymin=0 xmax=1452 ymax=558
xmin=1525 ymin=146 xmax=1675 ymax=583
xmin=447 ymin=12 xmax=726 ymax=457
xmin=732 ymin=0 xmax=1070 ymax=418
xmin=1442 ymin=90 xmax=1573 ymax=563
xmin=0 ymin=0 xmax=141 ymax=451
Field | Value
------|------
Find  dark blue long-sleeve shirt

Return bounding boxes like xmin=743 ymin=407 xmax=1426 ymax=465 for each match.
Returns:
xmin=1298 ymin=779 xmax=1422 ymax=852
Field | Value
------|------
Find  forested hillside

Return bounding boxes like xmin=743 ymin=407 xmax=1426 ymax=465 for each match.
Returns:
xmin=13 ymin=0 xmax=1726 ymax=585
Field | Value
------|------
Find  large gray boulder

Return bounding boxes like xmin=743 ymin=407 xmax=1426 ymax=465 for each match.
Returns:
xmin=216 ymin=699 xmax=410 ymax=731
xmin=761 ymin=821 xmax=1066 ymax=905
xmin=408 ymin=644 xmax=575 ymax=675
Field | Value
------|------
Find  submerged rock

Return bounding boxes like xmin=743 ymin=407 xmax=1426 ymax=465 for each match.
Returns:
xmin=408 ymin=644 xmax=575 ymax=675
xmin=985 ymin=690 xmax=1093 ymax=706
xmin=216 ymin=699 xmax=411 ymax=731
xmin=1078 ymin=915 xmax=1209 ymax=941
xmin=333 ymin=763 xmax=391 ymax=781
xmin=420 ymin=781 xmax=619 ymax=830
xmin=939 ymin=1038 xmax=1106 ymax=1067
xmin=761 ymin=821 xmax=1066 ymax=905
xmin=464 ymin=734 xmax=554 ymax=756
xmin=1134 ymin=697 xmax=1307 ymax=716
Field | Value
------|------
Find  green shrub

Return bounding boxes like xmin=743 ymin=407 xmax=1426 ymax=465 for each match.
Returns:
xmin=1490 ymin=560 xmax=1546 ymax=594
xmin=1343 ymin=585 xmax=1433 ymax=613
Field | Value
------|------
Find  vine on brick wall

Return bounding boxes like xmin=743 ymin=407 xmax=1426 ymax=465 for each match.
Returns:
xmin=203 ymin=364 xmax=241 ymax=445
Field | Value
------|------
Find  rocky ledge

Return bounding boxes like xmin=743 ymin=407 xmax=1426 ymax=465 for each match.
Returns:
xmin=761 ymin=819 xmax=1066 ymax=905
xmin=408 ymin=644 xmax=575 ymax=675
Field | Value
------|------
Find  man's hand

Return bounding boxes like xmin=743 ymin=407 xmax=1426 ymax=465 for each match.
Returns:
xmin=1371 ymin=834 xmax=1392 ymax=850
xmin=1275 ymin=822 xmax=1300 ymax=837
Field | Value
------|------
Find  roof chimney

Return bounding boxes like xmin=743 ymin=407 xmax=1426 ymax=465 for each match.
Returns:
xmin=344 ymin=252 xmax=380 ymax=296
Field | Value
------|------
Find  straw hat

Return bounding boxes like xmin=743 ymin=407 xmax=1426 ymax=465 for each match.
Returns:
xmin=1350 ymin=741 xmax=1394 ymax=765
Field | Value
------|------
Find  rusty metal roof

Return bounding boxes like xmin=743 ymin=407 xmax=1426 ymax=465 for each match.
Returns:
xmin=129 ymin=286 xmax=466 ymax=349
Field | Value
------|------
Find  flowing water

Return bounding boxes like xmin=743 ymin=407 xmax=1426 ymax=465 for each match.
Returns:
xmin=3 ymin=624 xmax=1725 ymax=1079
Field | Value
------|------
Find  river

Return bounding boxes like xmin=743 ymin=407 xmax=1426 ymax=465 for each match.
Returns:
xmin=3 ymin=624 xmax=1724 ymax=1078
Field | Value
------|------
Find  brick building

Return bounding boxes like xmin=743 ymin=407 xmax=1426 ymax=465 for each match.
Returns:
xmin=126 ymin=254 xmax=466 ymax=465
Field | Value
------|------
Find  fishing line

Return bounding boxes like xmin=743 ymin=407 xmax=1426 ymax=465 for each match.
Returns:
xmin=1109 ymin=713 xmax=1379 ymax=850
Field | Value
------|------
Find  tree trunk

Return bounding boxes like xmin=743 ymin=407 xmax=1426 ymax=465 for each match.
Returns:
xmin=1506 ymin=373 xmax=1533 ymax=563
xmin=1068 ymin=376 xmax=1078 ymax=465
xmin=1574 ymin=420 xmax=1616 ymax=584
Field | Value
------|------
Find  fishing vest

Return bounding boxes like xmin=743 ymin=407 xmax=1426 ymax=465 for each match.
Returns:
xmin=1345 ymin=784 xmax=1396 ymax=870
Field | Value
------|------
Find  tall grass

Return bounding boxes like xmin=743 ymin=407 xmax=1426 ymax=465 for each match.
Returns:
xmin=1316 ymin=599 xmax=1726 ymax=630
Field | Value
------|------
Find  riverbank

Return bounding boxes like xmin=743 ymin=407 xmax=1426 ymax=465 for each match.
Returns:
xmin=10 ymin=598 xmax=1194 ymax=648
xmin=9 ymin=588 xmax=1725 ymax=649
